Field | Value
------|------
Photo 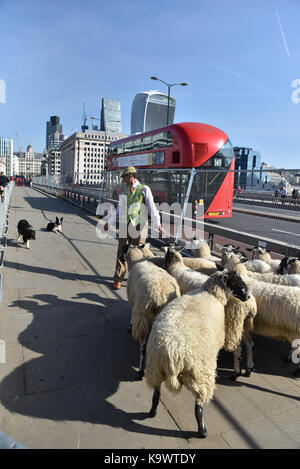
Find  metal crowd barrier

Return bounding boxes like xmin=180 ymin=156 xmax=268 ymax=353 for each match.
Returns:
xmin=0 ymin=182 xmax=13 ymax=301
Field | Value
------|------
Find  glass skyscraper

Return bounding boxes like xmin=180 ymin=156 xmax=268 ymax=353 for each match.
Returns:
xmin=46 ymin=116 xmax=66 ymax=150
xmin=131 ymin=91 xmax=176 ymax=135
xmin=100 ymin=98 xmax=122 ymax=133
xmin=0 ymin=137 xmax=13 ymax=176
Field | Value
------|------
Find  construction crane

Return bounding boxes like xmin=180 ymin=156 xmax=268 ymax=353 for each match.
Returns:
xmin=15 ymin=131 xmax=22 ymax=155
xmin=81 ymin=102 xmax=88 ymax=132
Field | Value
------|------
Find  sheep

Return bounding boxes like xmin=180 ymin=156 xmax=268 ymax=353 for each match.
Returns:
xmin=223 ymin=252 xmax=300 ymax=377
xmin=145 ymin=270 xmax=251 ymax=438
xmin=217 ymin=243 xmax=274 ymax=274
xmin=123 ymin=244 xmax=181 ymax=379
xmin=165 ymin=247 xmax=257 ymax=378
xmin=246 ymin=270 xmax=300 ymax=287
xmin=143 ymin=241 xmax=218 ymax=275
xmin=246 ymin=246 xmax=281 ymax=272
xmin=190 ymin=238 xmax=221 ymax=263
xmin=164 ymin=247 xmax=209 ymax=294
xmin=277 ymin=256 xmax=300 ymax=275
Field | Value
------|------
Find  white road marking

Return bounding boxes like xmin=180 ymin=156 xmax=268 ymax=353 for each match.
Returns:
xmin=272 ymin=228 xmax=300 ymax=237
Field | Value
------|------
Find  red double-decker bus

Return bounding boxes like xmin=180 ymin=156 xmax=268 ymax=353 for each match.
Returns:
xmin=106 ymin=122 xmax=234 ymax=219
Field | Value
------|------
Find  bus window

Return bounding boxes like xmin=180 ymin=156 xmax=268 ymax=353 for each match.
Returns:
xmin=172 ymin=151 xmax=180 ymax=163
xmin=140 ymin=135 xmax=152 ymax=151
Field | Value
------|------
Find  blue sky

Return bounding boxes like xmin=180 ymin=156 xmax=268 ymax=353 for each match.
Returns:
xmin=0 ymin=0 xmax=299 ymax=167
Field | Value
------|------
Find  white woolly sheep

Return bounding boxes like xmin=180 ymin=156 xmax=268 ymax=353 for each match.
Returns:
xmin=246 ymin=246 xmax=281 ymax=272
xmin=145 ymin=270 xmax=251 ymax=438
xmin=217 ymin=243 xmax=274 ymax=274
xmin=190 ymin=238 xmax=221 ymax=263
xmin=164 ymin=247 xmax=209 ymax=294
xmin=224 ymin=252 xmax=300 ymax=377
xmin=123 ymin=244 xmax=181 ymax=379
xmin=140 ymin=242 xmax=218 ymax=274
xmin=165 ymin=248 xmax=257 ymax=377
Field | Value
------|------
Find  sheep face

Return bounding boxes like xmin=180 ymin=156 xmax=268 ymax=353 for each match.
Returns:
xmin=247 ymin=246 xmax=270 ymax=260
xmin=164 ymin=247 xmax=184 ymax=268
xmin=277 ymin=256 xmax=300 ymax=275
xmin=221 ymin=270 xmax=250 ymax=302
xmin=120 ymin=243 xmax=148 ymax=262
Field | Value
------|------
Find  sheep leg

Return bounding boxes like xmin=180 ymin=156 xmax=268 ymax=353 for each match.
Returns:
xmin=149 ymin=387 xmax=160 ymax=418
xmin=231 ymin=344 xmax=243 ymax=380
xmin=137 ymin=340 xmax=147 ymax=380
xmin=243 ymin=331 xmax=255 ymax=377
xmin=195 ymin=398 xmax=207 ymax=438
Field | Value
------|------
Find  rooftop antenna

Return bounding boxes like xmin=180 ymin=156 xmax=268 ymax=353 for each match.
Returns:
xmin=81 ymin=102 xmax=88 ymax=132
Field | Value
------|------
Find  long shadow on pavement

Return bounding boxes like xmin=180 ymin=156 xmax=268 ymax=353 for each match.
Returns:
xmin=0 ymin=292 xmax=193 ymax=440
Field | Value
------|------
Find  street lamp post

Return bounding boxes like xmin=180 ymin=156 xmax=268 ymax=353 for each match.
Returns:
xmin=150 ymin=76 xmax=188 ymax=125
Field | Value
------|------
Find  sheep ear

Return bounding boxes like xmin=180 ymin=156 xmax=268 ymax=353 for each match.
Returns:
xmin=221 ymin=270 xmax=229 ymax=284
xmin=215 ymin=243 xmax=222 ymax=251
xmin=246 ymin=247 xmax=253 ymax=252
xmin=216 ymin=263 xmax=224 ymax=271
xmin=289 ymin=258 xmax=296 ymax=264
xmin=160 ymin=246 xmax=168 ymax=252
xmin=138 ymin=243 xmax=146 ymax=249
xmin=175 ymin=245 xmax=184 ymax=252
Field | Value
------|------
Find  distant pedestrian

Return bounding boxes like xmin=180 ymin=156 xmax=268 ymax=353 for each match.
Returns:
xmin=0 ymin=171 xmax=9 ymax=193
xmin=274 ymin=188 xmax=279 ymax=203
xmin=281 ymin=187 xmax=287 ymax=204
xmin=292 ymin=188 xmax=299 ymax=205
xmin=237 ymin=185 xmax=242 ymax=195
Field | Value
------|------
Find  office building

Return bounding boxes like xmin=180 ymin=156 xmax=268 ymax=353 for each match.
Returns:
xmin=234 ymin=147 xmax=262 ymax=189
xmin=100 ymin=98 xmax=122 ymax=133
xmin=17 ymin=144 xmax=44 ymax=178
xmin=0 ymin=137 xmax=13 ymax=176
xmin=60 ymin=129 xmax=127 ymax=184
xmin=46 ymin=115 xmax=66 ymax=150
xmin=131 ymin=91 xmax=176 ymax=134
xmin=47 ymin=149 xmax=61 ymax=175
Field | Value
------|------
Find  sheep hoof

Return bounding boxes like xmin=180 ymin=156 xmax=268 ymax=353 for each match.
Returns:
xmin=136 ymin=370 xmax=144 ymax=380
xmin=148 ymin=409 xmax=156 ymax=418
xmin=292 ymin=368 xmax=300 ymax=378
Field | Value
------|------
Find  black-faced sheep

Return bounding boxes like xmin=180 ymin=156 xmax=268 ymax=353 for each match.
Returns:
xmin=224 ymin=252 xmax=300 ymax=377
xmin=123 ymin=244 xmax=180 ymax=379
xmin=145 ymin=270 xmax=251 ymax=438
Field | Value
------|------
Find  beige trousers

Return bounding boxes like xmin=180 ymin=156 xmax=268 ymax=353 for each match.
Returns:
xmin=114 ymin=222 xmax=148 ymax=281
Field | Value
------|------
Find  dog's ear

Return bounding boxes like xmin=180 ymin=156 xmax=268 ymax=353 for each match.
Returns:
xmin=60 ymin=217 xmax=63 ymax=222
xmin=56 ymin=217 xmax=59 ymax=224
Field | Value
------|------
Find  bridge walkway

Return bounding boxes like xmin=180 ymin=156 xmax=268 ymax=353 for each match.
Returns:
xmin=0 ymin=186 xmax=299 ymax=449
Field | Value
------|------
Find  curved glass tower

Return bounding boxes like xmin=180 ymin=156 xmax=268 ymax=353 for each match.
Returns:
xmin=131 ymin=91 xmax=176 ymax=134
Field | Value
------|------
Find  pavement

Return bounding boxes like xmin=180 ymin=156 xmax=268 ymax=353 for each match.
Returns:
xmin=0 ymin=186 xmax=299 ymax=450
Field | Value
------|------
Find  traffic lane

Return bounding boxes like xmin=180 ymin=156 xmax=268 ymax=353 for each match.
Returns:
xmin=206 ymin=211 xmax=300 ymax=248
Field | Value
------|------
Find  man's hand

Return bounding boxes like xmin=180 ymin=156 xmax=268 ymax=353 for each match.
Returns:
xmin=158 ymin=225 xmax=166 ymax=237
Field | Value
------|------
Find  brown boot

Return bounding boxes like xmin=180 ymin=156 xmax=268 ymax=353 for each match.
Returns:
xmin=113 ymin=280 xmax=121 ymax=290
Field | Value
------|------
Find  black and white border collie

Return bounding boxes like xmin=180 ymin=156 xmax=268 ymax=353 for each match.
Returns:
xmin=46 ymin=217 xmax=63 ymax=233
xmin=17 ymin=219 xmax=36 ymax=249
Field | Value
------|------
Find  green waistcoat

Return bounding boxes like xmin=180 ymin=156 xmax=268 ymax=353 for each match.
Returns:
xmin=122 ymin=184 xmax=145 ymax=226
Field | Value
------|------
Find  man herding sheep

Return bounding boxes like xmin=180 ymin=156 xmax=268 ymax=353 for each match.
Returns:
xmin=104 ymin=166 xmax=165 ymax=290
